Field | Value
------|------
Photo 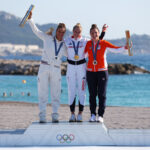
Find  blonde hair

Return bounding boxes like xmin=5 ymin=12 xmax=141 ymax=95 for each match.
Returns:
xmin=73 ymin=23 xmax=82 ymax=31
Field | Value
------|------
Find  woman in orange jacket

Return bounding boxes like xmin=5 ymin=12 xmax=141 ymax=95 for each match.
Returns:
xmin=84 ymin=24 xmax=129 ymax=123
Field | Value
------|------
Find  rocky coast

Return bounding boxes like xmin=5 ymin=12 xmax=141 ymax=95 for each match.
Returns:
xmin=0 ymin=59 xmax=149 ymax=75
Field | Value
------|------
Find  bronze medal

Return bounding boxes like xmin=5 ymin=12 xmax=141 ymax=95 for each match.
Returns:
xmin=93 ymin=60 xmax=97 ymax=65
xmin=92 ymin=40 xmax=99 ymax=66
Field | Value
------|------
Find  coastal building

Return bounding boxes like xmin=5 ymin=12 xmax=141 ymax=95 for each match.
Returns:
xmin=0 ymin=43 xmax=42 ymax=55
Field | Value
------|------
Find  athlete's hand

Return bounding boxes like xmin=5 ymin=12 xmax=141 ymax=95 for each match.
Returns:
xmin=28 ymin=11 xmax=32 ymax=20
xmin=125 ymin=41 xmax=133 ymax=49
xmin=102 ymin=24 xmax=108 ymax=32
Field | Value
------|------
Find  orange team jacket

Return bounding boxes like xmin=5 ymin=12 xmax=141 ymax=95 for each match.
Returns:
xmin=84 ymin=40 xmax=125 ymax=72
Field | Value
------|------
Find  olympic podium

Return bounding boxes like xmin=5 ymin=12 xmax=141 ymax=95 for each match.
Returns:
xmin=13 ymin=122 xmax=114 ymax=146
xmin=0 ymin=122 xmax=150 ymax=146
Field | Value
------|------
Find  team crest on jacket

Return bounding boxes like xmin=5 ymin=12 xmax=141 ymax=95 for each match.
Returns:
xmin=98 ymin=46 xmax=101 ymax=50
xmin=69 ymin=42 xmax=72 ymax=45
xmin=89 ymin=46 xmax=101 ymax=50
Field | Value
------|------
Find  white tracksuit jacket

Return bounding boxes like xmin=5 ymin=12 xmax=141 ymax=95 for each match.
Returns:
xmin=28 ymin=19 xmax=67 ymax=119
xmin=65 ymin=36 xmax=87 ymax=107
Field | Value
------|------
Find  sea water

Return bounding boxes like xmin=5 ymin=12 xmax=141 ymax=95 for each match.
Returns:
xmin=0 ymin=74 xmax=150 ymax=107
xmin=0 ymin=54 xmax=150 ymax=107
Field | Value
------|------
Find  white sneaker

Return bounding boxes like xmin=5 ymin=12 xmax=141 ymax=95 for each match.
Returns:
xmin=52 ymin=113 xmax=59 ymax=123
xmin=69 ymin=114 xmax=76 ymax=122
xmin=77 ymin=114 xmax=82 ymax=122
xmin=89 ymin=114 xmax=96 ymax=122
xmin=97 ymin=116 xmax=104 ymax=123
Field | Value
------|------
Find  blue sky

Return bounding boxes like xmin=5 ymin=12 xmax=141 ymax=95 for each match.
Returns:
xmin=0 ymin=0 xmax=150 ymax=39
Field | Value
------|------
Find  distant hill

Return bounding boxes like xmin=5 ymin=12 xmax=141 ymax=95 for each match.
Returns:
xmin=0 ymin=11 xmax=150 ymax=54
xmin=0 ymin=11 xmax=72 ymax=47
xmin=108 ymin=34 xmax=150 ymax=54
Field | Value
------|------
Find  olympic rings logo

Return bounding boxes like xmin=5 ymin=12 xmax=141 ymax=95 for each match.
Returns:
xmin=56 ymin=134 xmax=75 ymax=143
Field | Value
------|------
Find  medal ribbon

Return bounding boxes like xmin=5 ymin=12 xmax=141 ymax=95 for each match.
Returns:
xmin=72 ymin=40 xmax=80 ymax=55
xmin=54 ymin=37 xmax=63 ymax=57
xmin=92 ymin=40 xmax=99 ymax=61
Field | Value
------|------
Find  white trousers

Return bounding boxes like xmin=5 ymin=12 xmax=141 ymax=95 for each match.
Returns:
xmin=66 ymin=63 xmax=86 ymax=106
xmin=38 ymin=64 xmax=61 ymax=119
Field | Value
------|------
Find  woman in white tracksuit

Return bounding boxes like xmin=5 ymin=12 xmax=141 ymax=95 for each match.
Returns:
xmin=65 ymin=23 xmax=107 ymax=122
xmin=28 ymin=12 xmax=67 ymax=123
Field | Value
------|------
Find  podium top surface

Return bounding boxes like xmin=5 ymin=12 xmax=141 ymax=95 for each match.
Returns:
xmin=26 ymin=121 xmax=108 ymax=132
xmin=32 ymin=121 xmax=104 ymax=125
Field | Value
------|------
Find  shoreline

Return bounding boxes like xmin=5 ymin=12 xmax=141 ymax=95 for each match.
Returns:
xmin=0 ymin=100 xmax=150 ymax=107
xmin=0 ymin=101 xmax=150 ymax=130
xmin=0 ymin=59 xmax=150 ymax=75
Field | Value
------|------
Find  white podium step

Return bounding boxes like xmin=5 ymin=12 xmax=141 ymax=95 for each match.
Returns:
xmin=17 ymin=122 xmax=114 ymax=146
xmin=0 ymin=121 xmax=150 ymax=146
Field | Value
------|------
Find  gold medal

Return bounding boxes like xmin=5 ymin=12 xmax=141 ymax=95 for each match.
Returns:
xmin=74 ymin=55 xmax=79 ymax=60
